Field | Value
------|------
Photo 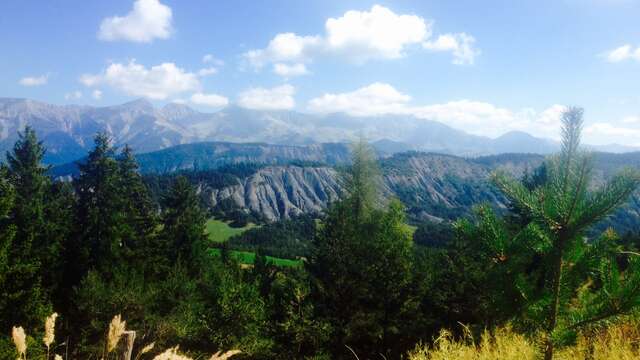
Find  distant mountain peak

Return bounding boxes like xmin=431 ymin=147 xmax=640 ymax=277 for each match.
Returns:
xmin=117 ymin=98 xmax=155 ymax=112
xmin=496 ymin=130 xmax=539 ymax=140
xmin=161 ymin=102 xmax=199 ymax=120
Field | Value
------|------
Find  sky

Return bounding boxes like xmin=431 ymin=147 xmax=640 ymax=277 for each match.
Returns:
xmin=1 ymin=0 xmax=640 ymax=145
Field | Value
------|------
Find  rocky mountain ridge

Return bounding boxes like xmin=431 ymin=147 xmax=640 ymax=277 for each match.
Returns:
xmin=182 ymin=151 xmax=639 ymax=234
xmin=4 ymin=97 xmax=637 ymax=165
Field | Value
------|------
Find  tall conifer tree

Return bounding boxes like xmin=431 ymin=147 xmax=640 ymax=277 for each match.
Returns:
xmin=3 ymin=127 xmax=52 ymax=328
xmin=159 ymin=176 xmax=208 ymax=271
xmin=71 ymin=132 xmax=123 ymax=278
xmin=309 ymin=139 xmax=415 ymax=358
xmin=117 ymin=145 xmax=158 ymax=272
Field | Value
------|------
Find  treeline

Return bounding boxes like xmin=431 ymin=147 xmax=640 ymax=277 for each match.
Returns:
xmin=2 ymin=108 xmax=640 ymax=359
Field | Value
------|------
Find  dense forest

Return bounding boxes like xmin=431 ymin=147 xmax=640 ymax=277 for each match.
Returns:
xmin=3 ymin=108 xmax=640 ymax=359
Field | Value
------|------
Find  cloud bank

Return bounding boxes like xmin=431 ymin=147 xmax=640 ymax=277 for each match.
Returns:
xmin=243 ymin=5 xmax=479 ymax=76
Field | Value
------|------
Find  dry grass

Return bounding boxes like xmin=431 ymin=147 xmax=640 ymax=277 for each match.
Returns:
xmin=559 ymin=322 xmax=640 ymax=360
xmin=408 ymin=327 xmax=536 ymax=360
xmin=209 ymin=349 xmax=242 ymax=360
xmin=150 ymin=346 xmax=242 ymax=360
xmin=152 ymin=346 xmax=193 ymax=360
xmin=12 ymin=326 xmax=27 ymax=360
xmin=43 ymin=312 xmax=58 ymax=348
xmin=43 ymin=312 xmax=58 ymax=359
xmin=408 ymin=322 xmax=640 ymax=360
xmin=107 ymin=314 xmax=127 ymax=353
xmin=12 ymin=313 xmax=241 ymax=360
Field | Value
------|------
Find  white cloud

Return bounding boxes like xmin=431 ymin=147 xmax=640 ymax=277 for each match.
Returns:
xmin=19 ymin=75 xmax=48 ymax=86
xmin=237 ymin=84 xmax=295 ymax=110
xmin=323 ymin=5 xmax=429 ymax=62
xmin=98 ymin=0 xmax=172 ymax=43
xmin=202 ymin=54 xmax=225 ymax=66
xmin=197 ymin=67 xmax=218 ymax=76
xmin=243 ymin=5 xmax=474 ymax=75
xmin=423 ymin=33 xmax=480 ymax=65
xmin=190 ymin=92 xmax=229 ymax=107
xmin=244 ymin=33 xmax=322 ymax=69
xmin=273 ymin=63 xmax=309 ymax=77
xmin=92 ymin=89 xmax=103 ymax=100
xmin=79 ymin=74 xmax=101 ymax=87
xmin=307 ymin=82 xmax=567 ymax=138
xmin=64 ymin=91 xmax=83 ymax=100
xmin=581 ymin=115 xmax=640 ymax=146
xmin=603 ymin=44 xmax=640 ymax=62
xmin=308 ymin=82 xmax=411 ymax=116
xmin=622 ymin=115 xmax=640 ymax=124
xmin=585 ymin=122 xmax=640 ymax=140
xmin=80 ymin=60 xmax=200 ymax=100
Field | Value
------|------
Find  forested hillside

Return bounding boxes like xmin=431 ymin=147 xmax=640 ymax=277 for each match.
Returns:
xmin=136 ymin=149 xmax=640 ymax=234
xmin=3 ymin=109 xmax=640 ymax=360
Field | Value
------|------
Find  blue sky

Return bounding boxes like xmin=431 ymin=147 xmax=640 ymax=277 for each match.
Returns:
xmin=1 ymin=0 xmax=640 ymax=145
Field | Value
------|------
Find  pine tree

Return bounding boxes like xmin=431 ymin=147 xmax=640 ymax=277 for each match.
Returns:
xmin=3 ymin=126 xmax=52 ymax=328
xmin=489 ymin=108 xmax=640 ymax=359
xmin=308 ymin=139 xmax=415 ymax=358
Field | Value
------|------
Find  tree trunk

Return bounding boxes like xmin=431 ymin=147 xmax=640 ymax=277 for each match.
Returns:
xmin=119 ymin=330 xmax=136 ymax=360
xmin=544 ymin=238 xmax=566 ymax=360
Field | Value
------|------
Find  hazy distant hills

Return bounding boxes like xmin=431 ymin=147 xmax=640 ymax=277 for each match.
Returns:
xmin=3 ymin=97 xmax=637 ymax=165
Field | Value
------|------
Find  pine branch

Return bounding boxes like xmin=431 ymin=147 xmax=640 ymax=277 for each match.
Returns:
xmin=573 ymin=169 xmax=640 ymax=231
xmin=564 ymin=155 xmax=591 ymax=225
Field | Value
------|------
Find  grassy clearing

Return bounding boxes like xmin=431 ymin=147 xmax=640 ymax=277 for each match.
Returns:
xmin=205 ymin=218 xmax=257 ymax=243
xmin=208 ymin=248 xmax=303 ymax=267
xmin=205 ymin=218 xmax=300 ymax=267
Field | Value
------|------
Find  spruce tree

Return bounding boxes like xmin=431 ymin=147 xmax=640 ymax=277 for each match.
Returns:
xmin=3 ymin=127 xmax=52 ymax=328
xmin=116 ymin=145 xmax=158 ymax=272
xmin=0 ymin=165 xmax=17 ymax=325
xmin=43 ymin=180 xmax=75 ymax=310
xmin=70 ymin=132 xmax=124 ymax=279
xmin=488 ymin=108 xmax=640 ymax=359
xmin=159 ymin=176 xmax=208 ymax=271
xmin=0 ymin=165 xmax=14 ymax=269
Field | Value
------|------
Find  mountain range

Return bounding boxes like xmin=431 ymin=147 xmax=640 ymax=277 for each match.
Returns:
xmin=3 ymin=97 xmax=638 ymax=165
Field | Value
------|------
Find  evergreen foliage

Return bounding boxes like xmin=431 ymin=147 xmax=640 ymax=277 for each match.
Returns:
xmin=159 ymin=176 xmax=208 ymax=270
xmin=308 ymin=139 xmax=416 ymax=358
xmin=2 ymin=127 xmax=53 ymax=330
xmin=469 ymin=108 xmax=640 ymax=359
xmin=71 ymin=132 xmax=124 ymax=277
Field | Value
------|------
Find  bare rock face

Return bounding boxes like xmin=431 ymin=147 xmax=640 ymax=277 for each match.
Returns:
xmin=198 ymin=153 xmax=540 ymax=223
xmin=196 ymin=153 xmax=548 ymax=222
xmin=178 ymin=151 xmax=640 ymax=233
xmin=383 ymin=154 xmax=492 ymax=207
xmin=205 ymin=166 xmax=342 ymax=221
